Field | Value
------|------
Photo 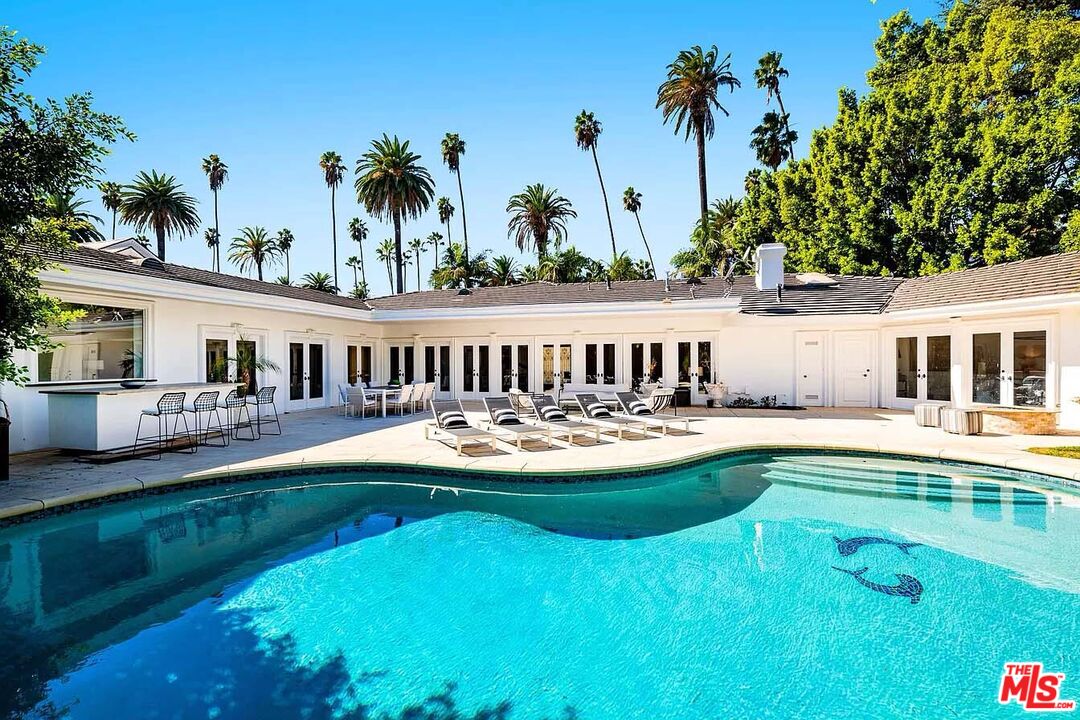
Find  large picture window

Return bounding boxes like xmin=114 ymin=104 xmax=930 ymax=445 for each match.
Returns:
xmin=37 ymin=303 xmax=145 ymax=382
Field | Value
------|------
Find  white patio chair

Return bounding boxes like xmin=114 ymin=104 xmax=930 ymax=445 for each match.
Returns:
xmin=385 ymin=383 xmax=415 ymax=415
xmin=347 ymin=387 xmax=378 ymax=419
xmin=415 ymin=382 xmax=435 ymax=412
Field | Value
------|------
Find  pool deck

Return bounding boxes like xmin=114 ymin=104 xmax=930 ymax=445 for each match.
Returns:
xmin=4 ymin=405 xmax=1080 ymax=520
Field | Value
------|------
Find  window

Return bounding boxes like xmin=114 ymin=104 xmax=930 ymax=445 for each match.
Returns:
xmin=649 ymin=342 xmax=663 ymax=382
xmin=926 ymin=336 xmax=951 ymax=402
xmin=37 ymin=303 xmax=145 ymax=382
xmin=895 ymin=337 xmax=917 ymax=400
xmin=973 ymin=333 xmax=1001 ymax=404
xmin=1013 ymin=331 xmax=1046 ymax=407
xmin=205 ymin=335 xmax=264 ymax=395
xmin=206 ymin=339 xmax=228 ymax=382
xmin=360 ymin=346 xmax=372 ymax=384
xmin=347 ymin=345 xmax=358 ymax=385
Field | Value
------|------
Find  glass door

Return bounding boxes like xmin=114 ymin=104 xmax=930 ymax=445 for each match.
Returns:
xmin=286 ymin=336 xmax=328 ymax=411
xmin=500 ymin=343 xmax=531 ymax=393
xmin=346 ymin=343 xmax=374 ymax=387
xmin=539 ymin=341 xmax=573 ymax=395
xmin=628 ymin=339 xmax=665 ymax=392
xmin=891 ymin=332 xmax=952 ymax=409
xmin=677 ymin=338 xmax=714 ymax=405
xmin=387 ymin=345 xmax=415 ymax=386
xmin=970 ymin=330 xmax=1047 ymax=407
xmin=424 ymin=343 xmax=452 ymax=398
xmin=457 ymin=341 xmax=491 ymax=400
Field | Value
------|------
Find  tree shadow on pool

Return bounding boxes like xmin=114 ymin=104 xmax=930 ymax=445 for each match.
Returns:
xmin=26 ymin=606 xmax=576 ymax=720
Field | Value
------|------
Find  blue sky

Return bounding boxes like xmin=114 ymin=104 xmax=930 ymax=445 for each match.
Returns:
xmin=10 ymin=0 xmax=938 ymax=296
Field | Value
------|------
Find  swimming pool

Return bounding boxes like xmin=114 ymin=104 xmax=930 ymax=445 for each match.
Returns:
xmin=1 ymin=452 xmax=1078 ymax=719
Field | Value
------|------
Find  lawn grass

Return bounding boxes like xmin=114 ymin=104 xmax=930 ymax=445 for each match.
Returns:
xmin=1027 ymin=446 xmax=1080 ymax=460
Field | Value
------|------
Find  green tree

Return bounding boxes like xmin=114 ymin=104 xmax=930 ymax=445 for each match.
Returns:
xmin=347 ymin=217 xmax=368 ymax=287
xmin=350 ymin=281 xmax=369 ymax=300
xmin=754 ymin=51 xmax=796 ymax=160
xmin=275 ymin=275 xmax=292 ymax=286
xmin=201 ymin=154 xmax=228 ymax=271
xmin=346 ymin=255 xmax=360 ymax=289
xmin=355 ymin=135 xmax=435 ymax=293
xmin=276 ymin=228 xmax=294 ymax=282
xmin=42 ymin=191 xmax=104 ymax=243
xmin=506 ymin=183 xmax=577 ymax=261
xmin=656 ymin=45 xmax=740 ymax=242
xmin=408 ymin=237 xmax=426 ymax=290
xmin=98 ymin=180 xmax=122 ymax=238
xmin=487 ymin=254 xmax=520 ymax=286
xmin=622 ymin=186 xmax=657 ymax=277
xmin=436 ymin=197 xmax=454 ymax=262
xmin=204 ymin=227 xmax=220 ymax=268
xmin=300 ymin=270 xmax=337 ymax=293
xmin=536 ymin=246 xmax=591 ymax=283
xmin=441 ymin=133 xmax=470 ymax=285
xmin=750 ymin=111 xmax=798 ymax=171
xmin=120 ymin=170 xmax=200 ymax=261
xmin=427 ymin=230 xmax=444 ymax=268
xmin=607 ymin=251 xmax=646 ymax=281
xmin=574 ymin=110 xmax=617 ymax=260
xmin=375 ymin=237 xmax=395 ymax=291
xmin=319 ymin=150 xmax=346 ymax=291
xmin=671 ymin=196 xmax=742 ymax=277
xmin=228 ymin=226 xmax=279 ymax=281
xmin=431 ymin=242 xmax=489 ymax=289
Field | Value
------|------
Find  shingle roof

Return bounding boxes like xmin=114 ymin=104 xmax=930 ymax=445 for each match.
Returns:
xmin=733 ymin=275 xmax=904 ymax=315
xmin=47 ymin=244 xmax=373 ymax=311
xmin=886 ymin=252 xmax=1080 ymax=312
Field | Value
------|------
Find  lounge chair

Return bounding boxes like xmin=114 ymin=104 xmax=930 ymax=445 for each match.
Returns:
xmin=615 ymin=391 xmax=692 ymax=435
xmin=482 ymin=396 xmax=553 ymax=450
xmin=426 ymin=400 xmax=498 ymax=456
xmin=508 ymin=388 xmax=536 ymax=417
xmin=575 ymin=393 xmax=651 ymax=439
xmin=527 ymin=394 xmax=602 ymax=444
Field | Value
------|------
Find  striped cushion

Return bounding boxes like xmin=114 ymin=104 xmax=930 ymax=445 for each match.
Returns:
xmin=492 ymin=408 xmax=520 ymax=425
xmin=540 ymin=406 xmax=567 ymax=422
xmin=438 ymin=411 xmax=468 ymax=429
xmin=587 ymin=402 xmax=611 ymax=418
xmin=628 ymin=400 xmax=653 ymax=415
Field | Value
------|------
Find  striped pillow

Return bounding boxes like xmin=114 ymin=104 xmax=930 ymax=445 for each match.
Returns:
xmin=492 ymin=408 xmax=520 ymax=425
xmin=587 ymin=402 xmax=611 ymax=418
xmin=628 ymin=400 xmax=653 ymax=415
xmin=540 ymin=406 xmax=567 ymax=422
xmin=439 ymin=411 xmax=468 ymax=429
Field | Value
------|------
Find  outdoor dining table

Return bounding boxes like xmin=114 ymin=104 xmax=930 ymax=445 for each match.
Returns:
xmin=365 ymin=385 xmax=405 ymax=418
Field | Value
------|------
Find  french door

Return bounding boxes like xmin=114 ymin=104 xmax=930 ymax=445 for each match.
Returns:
xmin=387 ymin=344 xmax=415 ymax=386
xmin=499 ymin=342 xmax=531 ymax=393
xmin=677 ymin=337 xmax=714 ymax=405
xmin=424 ymin=343 xmax=452 ymax=399
xmin=971 ymin=329 xmax=1048 ymax=408
xmin=287 ymin=336 xmax=328 ymax=411
xmin=456 ymin=340 xmax=491 ymax=399
xmin=627 ymin=338 xmax=665 ymax=392
xmin=892 ymin=332 xmax=952 ymax=409
xmin=539 ymin=339 xmax=573 ymax=394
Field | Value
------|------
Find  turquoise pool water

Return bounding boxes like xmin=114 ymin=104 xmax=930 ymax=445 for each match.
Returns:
xmin=1 ymin=453 xmax=1078 ymax=719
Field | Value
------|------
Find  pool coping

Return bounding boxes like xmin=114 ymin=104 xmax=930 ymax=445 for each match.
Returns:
xmin=3 ymin=439 xmax=1079 ymax=526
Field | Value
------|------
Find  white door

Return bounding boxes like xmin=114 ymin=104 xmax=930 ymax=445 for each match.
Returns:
xmin=676 ymin=337 xmax=716 ymax=405
xmin=796 ymin=332 xmax=826 ymax=407
xmin=834 ymin=331 xmax=874 ymax=407
xmin=498 ymin=341 xmax=533 ymax=394
xmin=538 ymin=339 xmax=573 ymax=396
xmin=287 ymin=337 xmax=328 ymax=411
xmin=387 ymin=344 xmax=416 ymax=386
xmin=971 ymin=329 xmax=1048 ymax=408
xmin=423 ymin=344 xmax=452 ymax=399
xmin=890 ymin=332 xmax=953 ymax=409
xmin=456 ymin=340 xmax=492 ymax=399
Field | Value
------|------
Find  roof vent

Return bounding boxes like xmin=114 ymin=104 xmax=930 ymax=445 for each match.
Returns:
xmin=457 ymin=287 xmax=471 ymax=295
xmin=605 ymin=276 xmax=611 ymax=290
xmin=685 ymin=277 xmax=703 ymax=285
xmin=664 ymin=272 xmax=671 ymax=293
xmin=138 ymin=257 xmax=165 ymax=271
xmin=794 ymin=272 xmax=838 ymax=287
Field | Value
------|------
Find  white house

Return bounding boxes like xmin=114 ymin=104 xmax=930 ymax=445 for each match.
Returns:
xmin=4 ymin=241 xmax=1079 ymax=453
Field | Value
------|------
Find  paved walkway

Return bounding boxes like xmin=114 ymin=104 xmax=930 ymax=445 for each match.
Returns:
xmin=4 ymin=405 xmax=1080 ymax=520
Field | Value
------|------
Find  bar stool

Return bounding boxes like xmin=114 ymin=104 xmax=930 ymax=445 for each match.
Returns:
xmin=184 ymin=390 xmax=226 ymax=447
xmin=218 ymin=388 xmax=256 ymax=441
xmin=246 ymin=386 xmax=281 ymax=438
xmin=133 ymin=391 xmax=195 ymax=458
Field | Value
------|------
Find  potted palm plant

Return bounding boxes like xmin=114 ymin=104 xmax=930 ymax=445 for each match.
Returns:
xmin=209 ymin=338 xmax=279 ymax=396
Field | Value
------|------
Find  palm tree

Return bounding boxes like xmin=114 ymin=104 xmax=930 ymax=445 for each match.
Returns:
xmin=120 ymin=171 xmax=200 ymax=261
xmin=401 ymin=249 xmax=413 ymax=292
xmin=300 ymin=271 xmax=337 ymax=293
xmin=204 ymin=228 xmax=220 ymax=269
xmin=754 ymin=51 xmax=795 ymax=160
xmin=634 ymin=258 xmax=655 ymax=280
xmin=98 ymin=181 xmax=122 ymax=239
xmin=375 ymin=237 xmax=395 ymax=291
xmin=350 ymin=282 xmax=369 ymax=300
xmin=487 ymin=255 xmax=520 ymax=286
xmin=427 ymin=231 xmax=444 ymax=268
xmin=43 ymin=192 xmax=105 ymax=243
xmin=436 ymin=197 xmax=454 ymax=263
xmin=431 ymin=243 xmax=489 ymax=289
xmin=440 ymin=134 xmax=470 ymax=286
xmin=346 ymin=255 xmax=360 ymax=288
xmin=276 ymin=228 xmax=295 ymax=282
xmin=275 ymin=275 xmax=292 ymax=286
xmin=228 ymin=226 xmax=280 ymax=281
xmin=355 ymin=135 xmax=435 ymax=294
xmin=201 ymin=154 xmax=228 ymax=272
xmin=622 ymin=187 xmax=657 ymax=278
xmin=319 ymin=150 xmax=347 ymax=291
xmin=408 ymin=237 xmax=426 ymax=291
xmin=574 ymin=110 xmax=617 ymax=260
xmin=607 ymin=251 xmax=645 ymax=281
xmin=536 ymin=246 xmax=591 ymax=283
xmin=656 ymin=45 xmax=740 ymax=243
xmin=671 ymin=196 xmax=743 ymax=277
xmin=506 ymin=184 xmax=577 ymax=261
xmin=347 ymin=217 xmax=368 ymax=287
xmin=751 ymin=111 xmax=798 ymax=171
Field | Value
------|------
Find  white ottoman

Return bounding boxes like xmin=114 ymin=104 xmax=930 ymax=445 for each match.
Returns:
xmin=914 ymin=403 xmax=944 ymax=428
xmin=941 ymin=408 xmax=983 ymax=435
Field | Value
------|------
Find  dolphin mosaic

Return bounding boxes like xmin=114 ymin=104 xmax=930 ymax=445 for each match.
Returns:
xmin=832 ymin=566 xmax=924 ymax=604
xmin=833 ymin=535 xmax=922 ymax=557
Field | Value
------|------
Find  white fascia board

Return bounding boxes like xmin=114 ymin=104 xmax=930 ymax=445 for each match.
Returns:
xmin=368 ymin=297 xmax=742 ymax=321
xmin=42 ymin=265 xmax=376 ymax=322
xmin=883 ymin=293 xmax=1080 ymax=321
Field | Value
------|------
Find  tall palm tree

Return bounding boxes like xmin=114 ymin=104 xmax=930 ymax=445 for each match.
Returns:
xmin=440 ymin=133 xmax=470 ymax=286
xmin=355 ymin=135 xmax=435 ymax=294
xmin=319 ymin=151 xmax=347 ymax=291
xmin=201 ymin=154 xmax=228 ymax=272
xmin=375 ymin=237 xmax=395 ymax=291
xmin=204 ymin=228 xmax=220 ymax=269
xmin=751 ymin=111 xmax=798 ymax=171
xmin=346 ymin=255 xmax=360 ymax=288
xmin=120 ymin=170 xmax=200 ymax=261
xmin=276 ymin=228 xmax=295 ymax=282
xmin=754 ymin=51 xmax=795 ymax=160
xmin=656 ymin=45 xmax=740 ymax=243
xmin=98 ymin=181 xmax=122 ymax=239
xmin=228 ymin=226 xmax=280 ymax=281
xmin=300 ymin=271 xmax=337 ymax=293
xmin=427 ymin=231 xmax=444 ymax=268
xmin=487 ymin=255 xmax=520 ymax=286
xmin=401 ymin=249 xmax=413 ymax=292
xmin=506 ymin=184 xmax=577 ymax=261
xmin=622 ymin=187 xmax=657 ymax=278
xmin=347 ymin=217 xmax=369 ymax=288
xmin=408 ymin=237 xmax=426 ymax=291
xmin=43 ymin=192 xmax=105 ymax=243
xmin=436 ymin=197 xmax=454 ymax=261
xmin=574 ymin=110 xmax=617 ymax=259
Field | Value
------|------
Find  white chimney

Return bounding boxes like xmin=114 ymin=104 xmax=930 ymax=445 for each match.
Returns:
xmin=755 ymin=242 xmax=787 ymax=291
